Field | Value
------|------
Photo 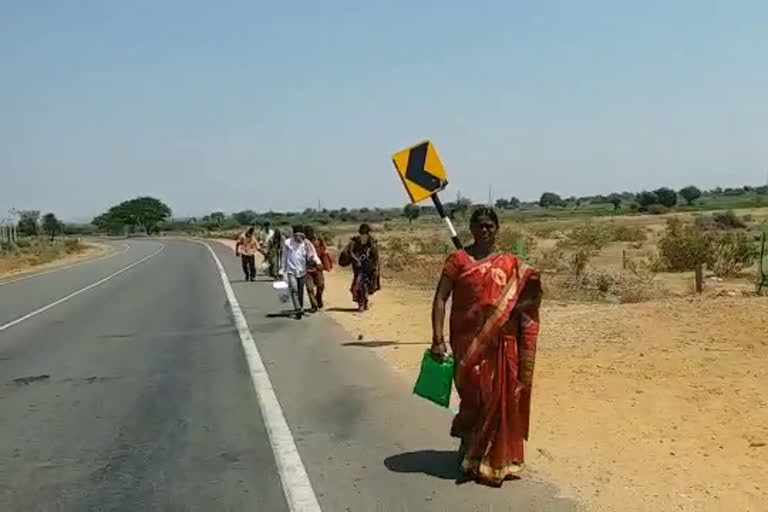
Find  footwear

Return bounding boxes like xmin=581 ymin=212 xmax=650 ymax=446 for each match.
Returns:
xmin=294 ymin=312 xmax=303 ymax=320
xmin=308 ymin=307 xmax=318 ymax=314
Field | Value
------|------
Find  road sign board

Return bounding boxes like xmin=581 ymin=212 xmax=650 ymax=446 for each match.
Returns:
xmin=392 ymin=140 xmax=448 ymax=203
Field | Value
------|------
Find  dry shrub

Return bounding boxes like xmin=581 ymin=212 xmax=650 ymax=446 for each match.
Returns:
xmin=381 ymin=250 xmax=410 ymax=272
xmin=545 ymin=261 xmax=659 ymax=304
xmin=528 ymin=223 xmax=562 ymax=239
xmin=550 ymin=222 xmax=612 ymax=277
xmin=64 ymin=239 xmax=85 ymax=254
xmin=535 ymin=246 xmax=567 ymax=272
xmin=709 ymin=231 xmax=759 ymax=277
xmin=712 ymin=210 xmax=746 ymax=229
xmin=610 ymin=224 xmax=647 ymax=242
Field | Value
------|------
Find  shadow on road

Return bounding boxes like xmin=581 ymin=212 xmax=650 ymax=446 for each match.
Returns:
xmin=342 ymin=340 xmax=430 ymax=348
xmin=265 ymin=311 xmax=296 ymax=319
xmin=325 ymin=307 xmax=360 ymax=313
xmin=384 ymin=450 xmax=462 ymax=480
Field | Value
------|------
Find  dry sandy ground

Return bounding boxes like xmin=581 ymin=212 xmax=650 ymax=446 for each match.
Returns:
xmin=321 ymin=267 xmax=768 ymax=512
xmin=0 ymin=242 xmax=110 ymax=280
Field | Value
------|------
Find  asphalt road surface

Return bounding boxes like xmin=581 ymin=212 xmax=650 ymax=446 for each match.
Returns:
xmin=0 ymin=239 xmax=579 ymax=511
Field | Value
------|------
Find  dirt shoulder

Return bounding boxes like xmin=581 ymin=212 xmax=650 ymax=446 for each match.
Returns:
xmin=321 ymin=267 xmax=768 ymax=512
xmin=0 ymin=241 xmax=111 ymax=280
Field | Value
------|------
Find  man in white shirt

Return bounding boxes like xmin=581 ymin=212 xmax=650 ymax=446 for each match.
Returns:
xmin=282 ymin=225 xmax=322 ymax=319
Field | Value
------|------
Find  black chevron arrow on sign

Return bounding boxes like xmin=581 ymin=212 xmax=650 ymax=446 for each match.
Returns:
xmin=405 ymin=142 xmax=442 ymax=192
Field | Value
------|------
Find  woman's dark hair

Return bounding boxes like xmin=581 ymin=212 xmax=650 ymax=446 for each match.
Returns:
xmin=469 ymin=207 xmax=499 ymax=228
xmin=304 ymin=225 xmax=315 ymax=238
xmin=359 ymin=223 xmax=371 ymax=235
xmin=292 ymin=225 xmax=304 ymax=234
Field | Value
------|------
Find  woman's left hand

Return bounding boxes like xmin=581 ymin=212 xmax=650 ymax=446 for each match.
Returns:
xmin=430 ymin=340 xmax=448 ymax=361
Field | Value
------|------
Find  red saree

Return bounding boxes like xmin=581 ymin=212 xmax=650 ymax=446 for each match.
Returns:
xmin=442 ymin=250 xmax=542 ymax=485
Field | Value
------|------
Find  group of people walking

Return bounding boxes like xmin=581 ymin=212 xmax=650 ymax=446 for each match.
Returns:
xmin=236 ymin=208 xmax=543 ymax=488
xmin=234 ymin=222 xmax=380 ymax=319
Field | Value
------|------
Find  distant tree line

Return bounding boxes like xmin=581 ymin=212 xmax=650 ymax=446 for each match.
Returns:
xmin=19 ymin=182 xmax=766 ymax=238
xmin=535 ymin=184 xmax=768 ymax=212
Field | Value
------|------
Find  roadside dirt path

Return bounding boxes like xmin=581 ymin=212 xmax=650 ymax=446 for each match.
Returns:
xmin=322 ymin=267 xmax=768 ymax=512
xmin=0 ymin=242 xmax=110 ymax=280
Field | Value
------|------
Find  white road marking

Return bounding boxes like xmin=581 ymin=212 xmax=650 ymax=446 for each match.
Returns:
xmin=0 ymin=243 xmax=131 ymax=287
xmin=0 ymin=244 xmax=165 ymax=333
xmin=200 ymin=241 xmax=322 ymax=512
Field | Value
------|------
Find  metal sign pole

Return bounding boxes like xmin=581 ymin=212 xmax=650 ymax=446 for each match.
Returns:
xmin=431 ymin=194 xmax=462 ymax=250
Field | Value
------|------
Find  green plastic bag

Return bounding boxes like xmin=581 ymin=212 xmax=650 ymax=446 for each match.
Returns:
xmin=413 ymin=349 xmax=454 ymax=408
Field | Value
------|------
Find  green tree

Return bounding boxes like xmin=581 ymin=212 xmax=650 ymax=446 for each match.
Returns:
xmin=637 ymin=191 xmax=659 ymax=208
xmin=17 ymin=210 xmax=40 ymax=236
xmin=508 ymin=196 xmax=520 ymax=209
xmin=209 ymin=211 xmax=226 ymax=229
xmin=678 ymin=186 xmax=702 ymax=205
xmin=42 ymin=212 xmax=61 ymax=241
xmin=93 ymin=197 xmax=172 ymax=235
xmin=495 ymin=198 xmax=510 ymax=210
xmin=608 ymin=194 xmax=622 ymax=210
xmin=233 ymin=210 xmax=258 ymax=226
xmin=453 ymin=196 xmax=472 ymax=217
xmin=539 ymin=192 xmax=563 ymax=208
xmin=403 ymin=203 xmax=420 ymax=224
xmin=654 ymin=187 xmax=678 ymax=208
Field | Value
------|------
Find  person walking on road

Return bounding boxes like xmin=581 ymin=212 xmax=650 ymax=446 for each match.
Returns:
xmin=282 ymin=225 xmax=321 ymax=319
xmin=235 ymin=226 xmax=260 ymax=282
xmin=430 ymin=207 xmax=543 ymax=486
xmin=262 ymin=222 xmax=282 ymax=279
xmin=340 ymin=223 xmax=380 ymax=312
xmin=304 ymin=225 xmax=332 ymax=312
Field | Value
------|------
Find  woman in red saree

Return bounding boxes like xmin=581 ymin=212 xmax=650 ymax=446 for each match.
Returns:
xmin=431 ymin=207 xmax=542 ymax=486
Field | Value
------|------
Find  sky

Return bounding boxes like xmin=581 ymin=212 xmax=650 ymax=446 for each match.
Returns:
xmin=2 ymin=1 xmax=767 ymax=221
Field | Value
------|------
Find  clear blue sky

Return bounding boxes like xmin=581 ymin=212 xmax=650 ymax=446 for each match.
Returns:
xmin=2 ymin=0 xmax=767 ymax=220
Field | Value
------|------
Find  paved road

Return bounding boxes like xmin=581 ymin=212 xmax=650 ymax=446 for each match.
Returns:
xmin=0 ymin=239 xmax=579 ymax=511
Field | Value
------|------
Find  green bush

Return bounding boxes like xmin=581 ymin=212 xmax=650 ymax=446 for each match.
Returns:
xmin=656 ymin=217 xmax=758 ymax=276
xmin=496 ymin=228 xmax=537 ymax=257
xmin=647 ymin=204 xmax=670 ymax=215
xmin=657 ymin=218 xmax=711 ymax=271
xmin=564 ymin=222 xmax=612 ymax=251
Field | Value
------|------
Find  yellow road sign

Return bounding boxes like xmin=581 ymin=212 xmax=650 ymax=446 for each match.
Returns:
xmin=392 ymin=140 xmax=448 ymax=204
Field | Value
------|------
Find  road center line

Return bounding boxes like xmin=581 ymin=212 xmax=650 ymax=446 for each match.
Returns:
xmin=0 ymin=243 xmax=131 ymax=287
xmin=200 ymin=241 xmax=322 ymax=512
xmin=0 ymin=244 xmax=165 ymax=333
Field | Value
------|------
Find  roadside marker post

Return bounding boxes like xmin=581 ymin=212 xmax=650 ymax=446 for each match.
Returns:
xmin=392 ymin=140 xmax=462 ymax=249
